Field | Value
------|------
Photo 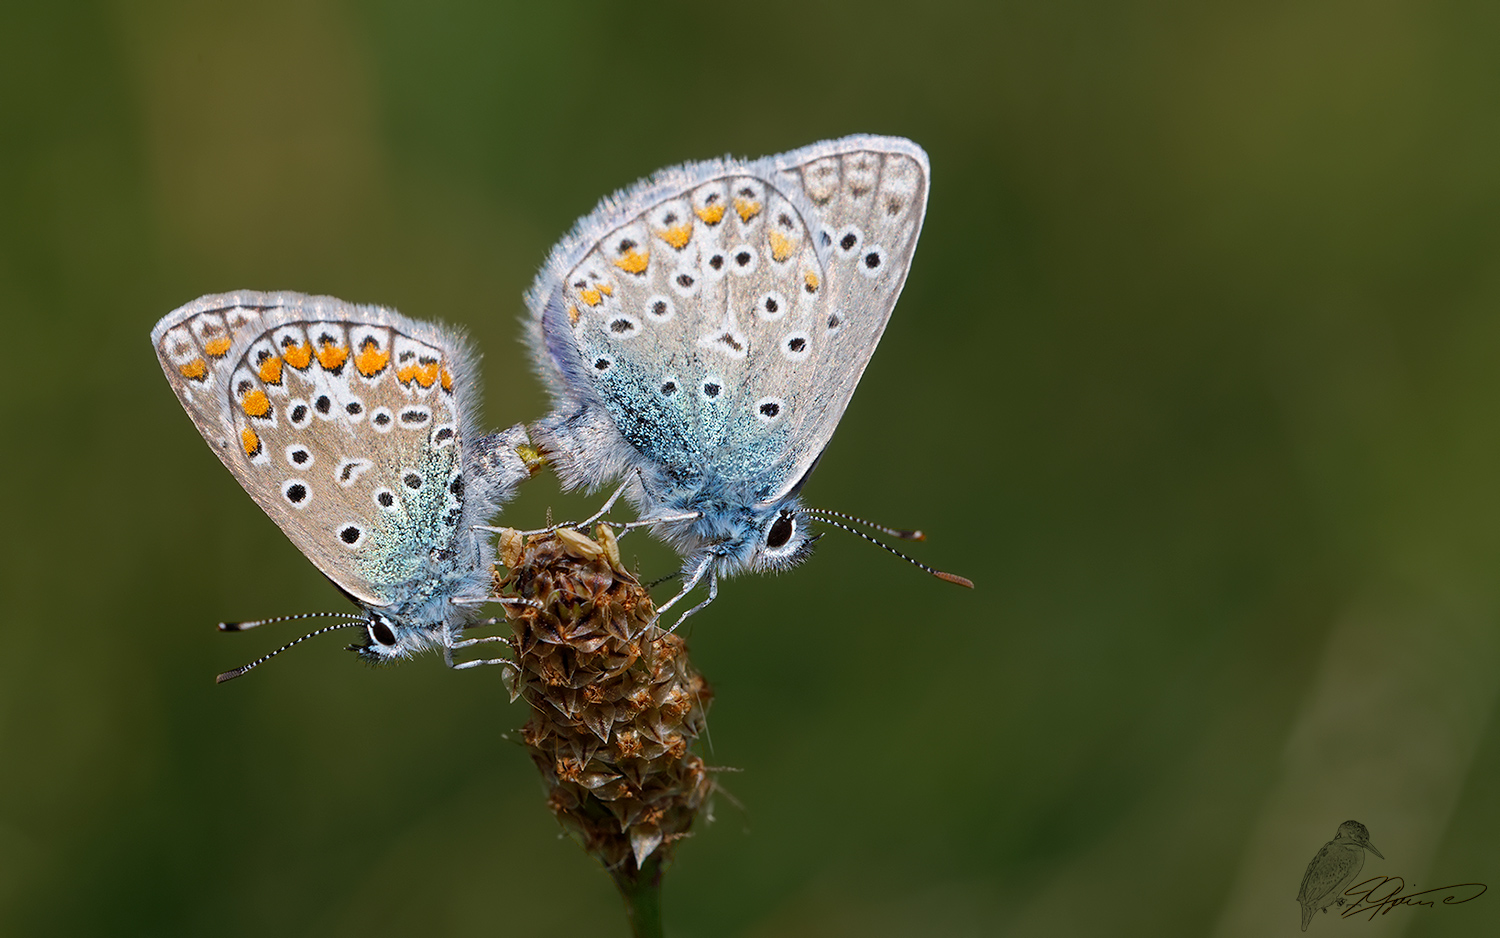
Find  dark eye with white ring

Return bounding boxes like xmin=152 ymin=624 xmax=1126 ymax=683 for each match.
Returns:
xmin=766 ymin=511 xmax=796 ymax=549
xmin=369 ymin=619 xmax=397 ymax=647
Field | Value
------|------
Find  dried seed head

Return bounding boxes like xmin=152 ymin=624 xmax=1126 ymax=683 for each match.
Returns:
xmin=496 ymin=526 xmax=714 ymax=885
xmin=595 ymin=523 xmax=628 ymax=575
xmin=497 ymin=527 xmax=525 ymax=569
xmin=555 ymin=526 xmax=606 ymax=561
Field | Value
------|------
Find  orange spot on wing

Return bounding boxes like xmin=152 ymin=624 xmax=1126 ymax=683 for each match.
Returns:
xmin=734 ymin=198 xmax=761 ymax=223
xmin=440 ymin=367 xmax=453 ymax=392
xmin=204 ymin=336 xmax=232 ymax=358
xmin=695 ymin=203 xmax=725 ymax=225
xmin=804 ymin=271 xmax=820 ymax=293
xmin=769 ymin=231 xmax=794 ymax=262
xmin=400 ymin=360 xmax=440 ymax=388
xmin=613 ymin=248 xmax=649 ymax=275
xmin=597 ymin=283 xmax=614 ymax=296
xmin=258 ymin=356 xmax=283 ymax=384
xmin=567 ymin=304 xmax=581 ymax=325
xmin=579 ymin=287 xmax=603 ymax=307
xmin=282 ymin=342 xmax=312 ymax=369
xmin=179 ymin=358 xmax=208 ymax=381
xmin=657 ymin=223 xmax=693 ymax=249
xmin=241 ymin=427 xmax=261 ymax=456
xmin=316 ymin=340 xmax=348 ymax=371
xmin=241 ymin=389 xmax=271 ymax=418
xmin=355 ymin=340 xmax=390 ymax=377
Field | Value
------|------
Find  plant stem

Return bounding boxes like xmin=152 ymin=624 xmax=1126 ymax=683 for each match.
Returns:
xmin=614 ymin=856 xmax=664 ymax=938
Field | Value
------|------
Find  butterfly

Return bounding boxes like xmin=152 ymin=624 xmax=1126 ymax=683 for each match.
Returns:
xmin=523 ymin=135 xmax=971 ymax=625
xmin=151 ymin=291 xmax=536 ymax=680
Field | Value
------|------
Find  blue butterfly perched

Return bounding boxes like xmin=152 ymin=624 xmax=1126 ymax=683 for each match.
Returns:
xmin=151 ymin=291 xmax=537 ymax=680
xmin=525 ymin=135 xmax=971 ymax=624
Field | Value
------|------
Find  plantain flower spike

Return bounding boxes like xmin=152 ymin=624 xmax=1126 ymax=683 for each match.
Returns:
xmin=495 ymin=523 xmax=714 ymax=905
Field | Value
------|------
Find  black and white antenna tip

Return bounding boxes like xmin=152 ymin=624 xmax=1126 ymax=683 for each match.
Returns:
xmin=803 ymin=511 xmax=974 ymax=589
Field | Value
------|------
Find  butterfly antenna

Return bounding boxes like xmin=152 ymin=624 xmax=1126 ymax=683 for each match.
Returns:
xmin=215 ymin=621 xmax=367 ymax=684
xmin=802 ymin=513 xmax=974 ymax=588
xmin=803 ymin=507 xmax=927 ymax=541
xmin=218 ymin=612 xmax=365 ymax=633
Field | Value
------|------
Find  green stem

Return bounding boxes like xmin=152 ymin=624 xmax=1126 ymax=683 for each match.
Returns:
xmin=613 ymin=855 xmax=664 ymax=938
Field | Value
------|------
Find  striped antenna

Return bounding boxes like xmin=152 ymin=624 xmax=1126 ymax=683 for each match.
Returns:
xmin=219 ymin=612 xmax=365 ymax=633
xmin=801 ymin=513 xmax=974 ymax=589
xmin=215 ymin=621 xmax=367 ymax=684
xmin=803 ymin=507 xmax=926 ymax=541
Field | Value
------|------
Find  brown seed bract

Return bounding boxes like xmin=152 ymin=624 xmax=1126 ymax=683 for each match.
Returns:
xmin=495 ymin=526 xmax=714 ymax=882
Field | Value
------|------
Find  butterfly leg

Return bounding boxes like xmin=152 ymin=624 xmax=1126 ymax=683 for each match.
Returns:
xmin=449 ymin=596 xmax=543 ymax=610
xmin=449 ymin=634 xmax=511 ymax=651
xmin=453 ymin=616 xmax=501 ymax=632
xmin=612 ymin=510 xmax=703 ymax=540
xmin=444 ymin=637 xmax=518 ymax=671
xmin=574 ymin=477 xmax=634 ymax=528
xmin=666 ymin=568 xmax=717 ymax=633
xmin=442 ymin=624 xmax=518 ymax=671
xmin=483 ymin=478 xmax=635 ymax=538
xmin=654 ymin=556 xmax=711 ymax=619
xmin=446 ymin=655 xmax=518 ymax=671
xmin=651 ymin=558 xmax=714 ymax=624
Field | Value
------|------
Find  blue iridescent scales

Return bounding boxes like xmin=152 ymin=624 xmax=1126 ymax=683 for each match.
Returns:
xmin=525 ymin=134 xmax=972 ymax=627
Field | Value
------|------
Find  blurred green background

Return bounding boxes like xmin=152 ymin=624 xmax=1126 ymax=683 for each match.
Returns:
xmin=4 ymin=1 xmax=1500 ymax=935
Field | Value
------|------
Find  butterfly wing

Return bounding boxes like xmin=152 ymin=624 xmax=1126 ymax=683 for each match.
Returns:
xmin=152 ymin=291 xmax=517 ymax=608
xmin=526 ymin=135 xmax=928 ymax=505
xmin=754 ymin=137 xmax=929 ymax=500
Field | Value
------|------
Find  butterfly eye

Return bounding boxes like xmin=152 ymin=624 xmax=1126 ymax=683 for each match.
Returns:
xmin=766 ymin=511 xmax=796 ymax=549
xmin=369 ymin=619 xmax=398 ymax=647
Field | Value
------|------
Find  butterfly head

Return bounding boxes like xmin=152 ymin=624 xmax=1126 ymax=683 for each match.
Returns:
xmin=346 ymin=610 xmax=439 ymax=664
xmin=698 ymin=499 xmax=818 ymax=577
xmin=215 ymin=598 xmax=477 ymax=682
xmin=751 ymin=505 xmax=819 ymax=572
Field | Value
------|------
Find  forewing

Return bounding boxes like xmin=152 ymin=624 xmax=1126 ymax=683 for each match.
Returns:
xmin=755 ymin=137 xmax=929 ymax=500
xmin=528 ymin=135 xmax=928 ymax=502
xmin=152 ymin=292 xmax=487 ymax=607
